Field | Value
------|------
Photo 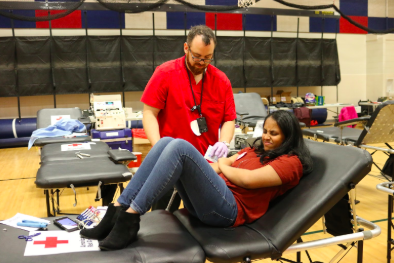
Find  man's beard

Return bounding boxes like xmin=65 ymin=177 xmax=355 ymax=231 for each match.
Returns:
xmin=186 ymin=52 xmax=207 ymax=75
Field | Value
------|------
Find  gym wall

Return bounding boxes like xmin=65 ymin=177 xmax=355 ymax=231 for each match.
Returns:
xmin=0 ymin=0 xmax=393 ymax=119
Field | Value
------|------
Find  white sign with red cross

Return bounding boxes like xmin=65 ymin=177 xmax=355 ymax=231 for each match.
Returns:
xmin=50 ymin=115 xmax=71 ymax=125
xmin=24 ymin=231 xmax=99 ymax=256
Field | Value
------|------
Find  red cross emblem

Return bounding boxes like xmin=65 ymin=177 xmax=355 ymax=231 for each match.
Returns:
xmin=33 ymin=237 xmax=69 ymax=248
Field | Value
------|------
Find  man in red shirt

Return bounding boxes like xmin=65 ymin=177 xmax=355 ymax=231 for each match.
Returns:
xmin=141 ymin=25 xmax=236 ymax=211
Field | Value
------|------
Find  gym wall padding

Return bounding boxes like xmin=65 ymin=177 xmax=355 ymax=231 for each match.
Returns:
xmin=298 ymin=38 xmax=322 ymax=86
xmin=123 ymin=36 xmax=154 ymax=92
xmin=0 ymin=37 xmax=17 ymax=97
xmin=272 ymin=38 xmax=297 ymax=87
xmin=16 ymin=37 xmax=53 ymax=96
xmin=244 ymin=37 xmax=271 ymax=87
xmin=52 ymin=36 xmax=89 ymax=94
xmin=0 ymin=36 xmax=341 ymax=97
xmin=154 ymin=36 xmax=185 ymax=68
xmin=215 ymin=36 xmax=244 ymax=88
xmin=89 ymin=36 xmax=122 ymax=93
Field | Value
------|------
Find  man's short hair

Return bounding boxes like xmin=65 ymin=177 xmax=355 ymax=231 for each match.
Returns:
xmin=187 ymin=25 xmax=217 ymax=47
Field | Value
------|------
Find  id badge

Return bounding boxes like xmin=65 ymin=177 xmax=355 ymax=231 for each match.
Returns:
xmin=190 ymin=117 xmax=208 ymax=136
xmin=197 ymin=117 xmax=208 ymax=134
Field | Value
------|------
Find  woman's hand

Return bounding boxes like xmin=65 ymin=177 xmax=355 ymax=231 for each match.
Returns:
xmin=218 ymin=154 xmax=238 ymax=172
xmin=210 ymin=154 xmax=238 ymax=174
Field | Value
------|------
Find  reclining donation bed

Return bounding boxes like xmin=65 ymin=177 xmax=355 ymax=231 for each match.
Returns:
xmin=36 ymin=141 xmax=136 ymax=217
xmin=33 ymin=108 xmax=92 ymax=147
xmin=1 ymin=140 xmax=380 ymax=263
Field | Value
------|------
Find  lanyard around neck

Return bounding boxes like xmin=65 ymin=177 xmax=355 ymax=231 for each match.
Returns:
xmin=185 ymin=57 xmax=205 ymax=116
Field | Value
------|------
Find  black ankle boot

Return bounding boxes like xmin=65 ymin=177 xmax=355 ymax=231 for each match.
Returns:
xmin=98 ymin=211 xmax=140 ymax=251
xmin=80 ymin=203 xmax=124 ymax=240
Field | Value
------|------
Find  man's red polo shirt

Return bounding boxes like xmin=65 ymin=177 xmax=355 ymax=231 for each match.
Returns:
xmin=141 ymin=56 xmax=236 ymax=155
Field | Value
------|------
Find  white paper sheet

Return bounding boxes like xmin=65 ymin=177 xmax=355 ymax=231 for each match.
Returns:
xmin=61 ymin=143 xmax=92 ymax=151
xmin=204 ymin=145 xmax=218 ymax=163
xmin=252 ymin=120 xmax=265 ymax=138
xmin=0 ymin=213 xmax=50 ymax=232
xmin=24 ymin=231 xmax=99 ymax=256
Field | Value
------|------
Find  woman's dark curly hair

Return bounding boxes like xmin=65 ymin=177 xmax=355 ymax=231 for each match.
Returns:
xmin=254 ymin=110 xmax=313 ymax=175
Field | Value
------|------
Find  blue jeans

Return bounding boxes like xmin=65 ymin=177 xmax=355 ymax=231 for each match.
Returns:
xmin=117 ymin=137 xmax=238 ymax=227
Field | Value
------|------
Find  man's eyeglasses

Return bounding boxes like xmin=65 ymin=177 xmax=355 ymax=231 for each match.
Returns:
xmin=188 ymin=46 xmax=214 ymax=64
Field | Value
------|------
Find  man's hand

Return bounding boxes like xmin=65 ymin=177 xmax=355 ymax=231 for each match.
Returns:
xmin=210 ymin=142 xmax=229 ymax=158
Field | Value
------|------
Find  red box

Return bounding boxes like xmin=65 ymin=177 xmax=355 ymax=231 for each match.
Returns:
xmin=128 ymin=152 xmax=142 ymax=168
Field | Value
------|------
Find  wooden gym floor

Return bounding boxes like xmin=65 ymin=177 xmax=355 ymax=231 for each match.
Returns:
xmin=0 ymin=142 xmax=392 ymax=263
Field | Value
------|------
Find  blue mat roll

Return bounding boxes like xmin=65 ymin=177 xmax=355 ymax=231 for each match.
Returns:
xmin=126 ymin=120 xmax=143 ymax=129
xmin=311 ymin=108 xmax=328 ymax=124
xmin=0 ymin=137 xmax=30 ymax=148
xmin=0 ymin=118 xmax=37 ymax=139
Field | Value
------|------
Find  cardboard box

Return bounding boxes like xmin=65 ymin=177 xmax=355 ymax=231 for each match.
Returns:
xmin=268 ymin=91 xmax=292 ymax=104
xmin=133 ymin=137 xmax=151 ymax=162
xmin=268 ymin=94 xmax=281 ymax=104
xmin=280 ymin=91 xmax=292 ymax=103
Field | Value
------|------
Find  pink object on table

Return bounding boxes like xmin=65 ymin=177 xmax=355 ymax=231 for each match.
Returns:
xmin=338 ymin=106 xmax=358 ymax=128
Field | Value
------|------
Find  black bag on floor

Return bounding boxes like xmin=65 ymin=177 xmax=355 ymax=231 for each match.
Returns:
xmin=382 ymin=154 xmax=394 ymax=179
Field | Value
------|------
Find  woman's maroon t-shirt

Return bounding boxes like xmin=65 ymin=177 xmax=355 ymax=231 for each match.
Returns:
xmin=218 ymin=147 xmax=303 ymax=227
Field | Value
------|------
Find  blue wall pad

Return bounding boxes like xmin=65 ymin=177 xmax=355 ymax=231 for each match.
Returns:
xmin=245 ymin=14 xmax=276 ymax=31
xmin=0 ymin=10 xmax=37 ymax=28
xmin=167 ymin=12 xmax=206 ymax=30
xmin=389 ymin=18 xmax=394 ymax=29
xmin=82 ymin=10 xmax=125 ymax=29
xmin=310 ymin=17 xmax=338 ymax=33
xmin=368 ymin=17 xmax=387 ymax=31
xmin=206 ymin=0 xmax=237 ymax=5
xmin=339 ymin=0 xmax=368 ymax=17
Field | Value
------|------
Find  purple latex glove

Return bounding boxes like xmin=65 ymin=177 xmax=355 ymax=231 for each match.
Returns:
xmin=210 ymin=142 xmax=229 ymax=158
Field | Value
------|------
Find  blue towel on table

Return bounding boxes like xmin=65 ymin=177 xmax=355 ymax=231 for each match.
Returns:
xmin=28 ymin=119 xmax=86 ymax=149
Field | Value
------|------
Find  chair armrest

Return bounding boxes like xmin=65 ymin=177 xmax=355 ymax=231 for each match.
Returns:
xmin=334 ymin=116 xmax=370 ymax=127
xmin=78 ymin=117 xmax=92 ymax=124
xmin=108 ymin=149 xmax=137 ymax=162
xmin=243 ymin=115 xmax=266 ymax=120
xmin=236 ymin=111 xmax=249 ymax=116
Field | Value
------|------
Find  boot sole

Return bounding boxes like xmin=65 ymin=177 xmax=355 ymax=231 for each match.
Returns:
xmin=80 ymin=233 xmax=98 ymax=240
xmin=80 ymin=232 xmax=108 ymax=241
xmin=99 ymin=237 xmax=137 ymax=251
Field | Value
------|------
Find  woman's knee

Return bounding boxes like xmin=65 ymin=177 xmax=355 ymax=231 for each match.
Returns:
xmin=167 ymin=139 xmax=193 ymax=151
xmin=160 ymin=137 xmax=174 ymax=143
xmin=154 ymin=137 xmax=174 ymax=148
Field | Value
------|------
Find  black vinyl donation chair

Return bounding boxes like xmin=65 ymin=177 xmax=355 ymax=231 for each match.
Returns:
xmin=36 ymin=141 xmax=136 ymax=217
xmin=1 ymin=139 xmax=381 ymax=263
xmin=303 ymin=101 xmax=394 ymax=263
xmin=175 ymin=139 xmax=378 ymax=262
xmin=33 ymin=108 xmax=92 ymax=147
xmin=234 ymin=92 xmax=268 ymax=129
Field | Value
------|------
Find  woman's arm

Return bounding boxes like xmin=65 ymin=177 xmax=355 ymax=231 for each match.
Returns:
xmin=209 ymin=154 xmax=239 ymax=174
xmin=218 ymin=161 xmax=283 ymax=189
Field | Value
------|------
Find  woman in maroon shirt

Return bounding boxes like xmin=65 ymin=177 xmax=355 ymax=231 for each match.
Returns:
xmin=81 ymin=110 xmax=313 ymax=251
